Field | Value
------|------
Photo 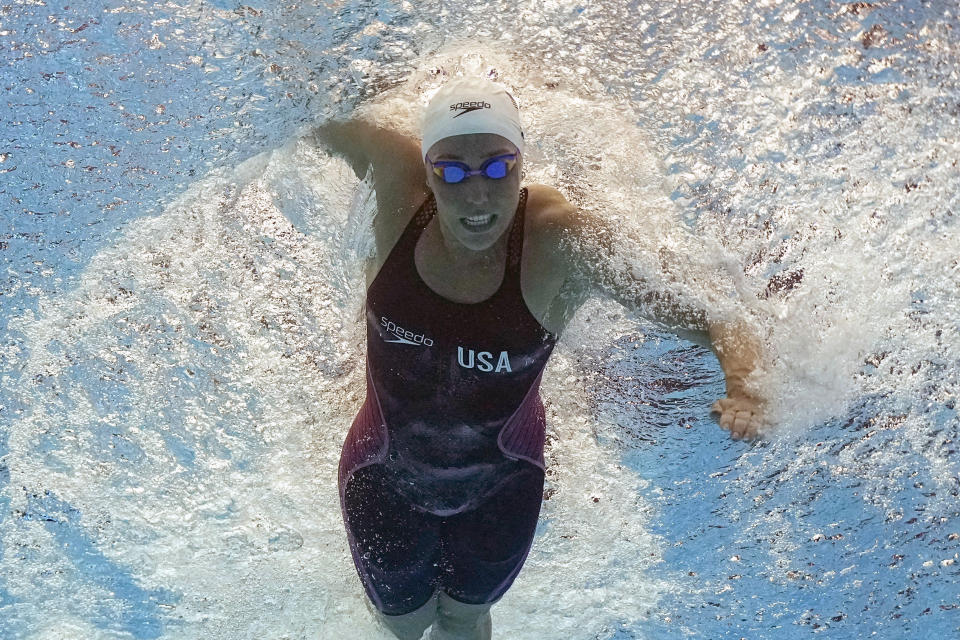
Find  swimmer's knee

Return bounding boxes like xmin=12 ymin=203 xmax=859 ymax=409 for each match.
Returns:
xmin=437 ymin=591 xmax=493 ymax=617
xmin=376 ymin=593 xmax=439 ymax=640
xmin=432 ymin=592 xmax=493 ymax=640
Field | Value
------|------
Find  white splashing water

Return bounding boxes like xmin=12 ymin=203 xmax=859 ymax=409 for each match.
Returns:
xmin=2 ymin=1 xmax=959 ymax=639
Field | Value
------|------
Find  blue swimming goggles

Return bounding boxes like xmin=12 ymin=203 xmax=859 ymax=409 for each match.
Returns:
xmin=426 ymin=153 xmax=518 ymax=184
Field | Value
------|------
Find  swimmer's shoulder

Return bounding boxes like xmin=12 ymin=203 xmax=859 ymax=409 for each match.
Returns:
xmin=521 ymin=185 xmax=583 ymax=317
xmin=367 ymin=183 xmax=428 ymax=286
xmin=523 ymin=184 xmax=580 ymax=251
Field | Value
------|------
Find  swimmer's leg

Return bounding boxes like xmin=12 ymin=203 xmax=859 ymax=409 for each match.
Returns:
xmin=377 ymin=592 xmax=439 ymax=640
xmin=431 ymin=464 xmax=544 ymax=639
xmin=429 ymin=592 xmax=492 ymax=640
xmin=342 ymin=466 xmax=443 ymax=635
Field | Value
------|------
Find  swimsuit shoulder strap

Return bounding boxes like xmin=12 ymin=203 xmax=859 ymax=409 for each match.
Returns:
xmin=506 ymin=187 xmax=529 ymax=274
xmin=384 ymin=193 xmax=435 ymax=260
xmin=412 ymin=192 xmax=437 ymax=229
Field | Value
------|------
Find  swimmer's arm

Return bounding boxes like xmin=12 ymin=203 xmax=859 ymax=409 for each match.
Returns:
xmin=535 ymin=188 xmax=709 ymax=336
xmin=308 ymin=119 xmax=425 ymax=203
xmin=597 ymin=253 xmax=765 ymax=439
xmin=538 ymin=187 xmax=765 ymax=439
xmin=309 ymin=118 xmax=429 ymax=260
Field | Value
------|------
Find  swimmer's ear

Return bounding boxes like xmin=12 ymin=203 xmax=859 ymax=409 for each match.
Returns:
xmin=423 ymin=153 xmax=435 ymax=187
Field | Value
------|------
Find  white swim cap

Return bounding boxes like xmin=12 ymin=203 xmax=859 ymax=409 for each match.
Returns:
xmin=420 ymin=77 xmax=525 ymax=160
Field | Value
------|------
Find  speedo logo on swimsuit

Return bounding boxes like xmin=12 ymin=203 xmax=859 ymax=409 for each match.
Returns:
xmin=450 ymin=101 xmax=491 ymax=118
xmin=457 ymin=346 xmax=512 ymax=373
xmin=380 ymin=316 xmax=435 ymax=347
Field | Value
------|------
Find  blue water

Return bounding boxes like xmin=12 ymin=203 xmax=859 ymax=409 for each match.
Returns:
xmin=2 ymin=0 xmax=959 ymax=638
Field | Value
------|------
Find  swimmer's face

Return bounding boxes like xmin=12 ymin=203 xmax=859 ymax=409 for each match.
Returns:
xmin=424 ymin=133 xmax=521 ymax=252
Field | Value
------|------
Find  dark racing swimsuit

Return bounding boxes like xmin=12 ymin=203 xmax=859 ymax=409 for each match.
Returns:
xmin=339 ymin=188 xmax=559 ymax=614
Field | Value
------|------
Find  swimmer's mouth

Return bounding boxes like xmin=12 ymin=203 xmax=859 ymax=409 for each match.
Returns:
xmin=460 ymin=214 xmax=496 ymax=231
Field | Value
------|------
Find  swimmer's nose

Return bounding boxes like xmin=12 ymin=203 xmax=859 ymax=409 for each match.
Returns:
xmin=461 ymin=176 xmax=489 ymax=206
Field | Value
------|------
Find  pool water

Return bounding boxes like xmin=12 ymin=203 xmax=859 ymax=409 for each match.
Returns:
xmin=1 ymin=1 xmax=958 ymax=638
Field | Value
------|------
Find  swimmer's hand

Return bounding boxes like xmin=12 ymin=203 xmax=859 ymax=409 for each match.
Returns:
xmin=707 ymin=320 xmax=766 ymax=440
xmin=711 ymin=394 xmax=765 ymax=440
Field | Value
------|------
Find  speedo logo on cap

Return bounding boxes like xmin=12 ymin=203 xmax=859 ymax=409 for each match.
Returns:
xmin=450 ymin=101 xmax=491 ymax=117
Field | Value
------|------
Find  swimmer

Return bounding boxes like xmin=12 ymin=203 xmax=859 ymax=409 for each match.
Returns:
xmin=315 ymin=76 xmax=764 ymax=639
